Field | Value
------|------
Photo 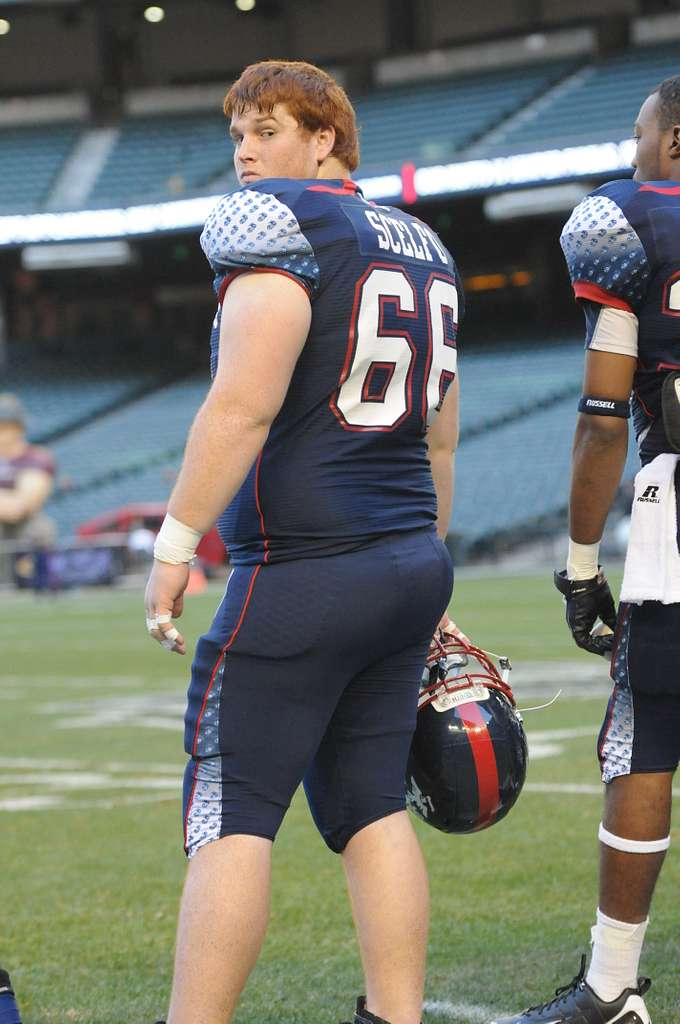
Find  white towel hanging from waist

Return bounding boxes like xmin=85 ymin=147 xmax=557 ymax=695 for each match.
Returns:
xmin=620 ymin=452 xmax=680 ymax=605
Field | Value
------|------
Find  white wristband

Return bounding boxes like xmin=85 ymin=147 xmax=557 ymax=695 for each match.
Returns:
xmin=566 ymin=539 xmax=600 ymax=581
xmin=154 ymin=514 xmax=203 ymax=565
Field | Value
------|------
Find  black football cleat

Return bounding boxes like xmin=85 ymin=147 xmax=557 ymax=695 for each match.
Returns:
xmin=489 ymin=955 xmax=652 ymax=1023
xmin=341 ymin=997 xmax=390 ymax=1024
xmin=341 ymin=996 xmax=422 ymax=1024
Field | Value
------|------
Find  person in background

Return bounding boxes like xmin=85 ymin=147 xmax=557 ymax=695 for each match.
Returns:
xmin=0 ymin=393 xmax=56 ymax=588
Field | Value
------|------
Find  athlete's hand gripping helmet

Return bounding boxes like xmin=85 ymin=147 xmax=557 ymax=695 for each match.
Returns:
xmin=406 ymin=623 xmax=527 ymax=834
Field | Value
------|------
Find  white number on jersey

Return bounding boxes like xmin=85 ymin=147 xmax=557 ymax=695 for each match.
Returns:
xmin=332 ymin=265 xmax=458 ymax=432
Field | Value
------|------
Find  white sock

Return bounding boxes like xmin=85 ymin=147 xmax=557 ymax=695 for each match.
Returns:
xmin=586 ymin=908 xmax=648 ymax=1002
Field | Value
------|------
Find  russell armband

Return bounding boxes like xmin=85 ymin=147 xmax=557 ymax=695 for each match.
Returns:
xmin=578 ymin=395 xmax=630 ymax=418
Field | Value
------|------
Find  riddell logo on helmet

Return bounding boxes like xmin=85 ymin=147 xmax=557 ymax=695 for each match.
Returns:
xmin=432 ymin=683 xmax=490 ymax=712
xmin=637 ymin=485 xmax=661 ymax=503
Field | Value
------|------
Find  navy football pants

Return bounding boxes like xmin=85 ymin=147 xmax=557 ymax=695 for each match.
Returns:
xmin=182 ymin=528 xmax=453 ymax=855
xmin=599 ymin=600 xmax=680 ymax=783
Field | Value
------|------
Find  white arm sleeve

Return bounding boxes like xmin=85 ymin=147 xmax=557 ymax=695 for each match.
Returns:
xmin=588 ymin=306 xmax=639 ymax=359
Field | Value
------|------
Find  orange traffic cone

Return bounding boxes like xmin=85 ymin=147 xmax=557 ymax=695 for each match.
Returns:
xmin=186 ymin=564 xmax=207 ymax=595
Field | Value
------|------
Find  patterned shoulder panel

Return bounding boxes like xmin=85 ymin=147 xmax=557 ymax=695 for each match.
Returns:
xmin=560 ymin=180 xmax=651 ymax=312
xmin=200 ymin=184 xmax=320 ymax=297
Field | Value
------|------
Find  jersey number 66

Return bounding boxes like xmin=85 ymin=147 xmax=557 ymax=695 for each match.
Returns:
xmin=331 ymin=264 xmax=458 ymax=432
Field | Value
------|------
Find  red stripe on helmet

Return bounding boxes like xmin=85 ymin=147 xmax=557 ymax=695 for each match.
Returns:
xmin=458 ymin=701 xmax=500 ymax=830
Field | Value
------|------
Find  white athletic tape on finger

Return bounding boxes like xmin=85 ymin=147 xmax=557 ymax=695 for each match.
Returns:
xmin=160 ymin=637 xmax=177 ymax=650
xmin=599 ymin=822 xmax=670 ymax=854
xmin=163 ymin=627 xmax=179 ymax=643
xmin=156 ymin=614 xmax=173 ymax=624
xmin=146 ymin=617 xmax=158 ymax=632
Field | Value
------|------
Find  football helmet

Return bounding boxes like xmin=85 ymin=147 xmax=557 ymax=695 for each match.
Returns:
xmin=406 ymin=624 xmax=527 ymax=834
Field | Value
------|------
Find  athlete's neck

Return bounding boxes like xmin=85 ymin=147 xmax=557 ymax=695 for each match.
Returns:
xmin=316 ymin=156 xmax=351 ymax=180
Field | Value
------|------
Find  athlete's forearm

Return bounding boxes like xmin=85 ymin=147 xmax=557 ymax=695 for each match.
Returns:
xmin=569 ymin=414 xmax=629 ymax=544
xmin=167 ymin=392 xmax=270 ymax=536
xmin=0 ymin=492 xmax=27 ymax=523
xmin=0 ymin=490 xmax=38 ymax=523
xmin=428 ymin=448 xmax=454 ymax=540
xmin=0 ymin=472 xmax=52 ymax=523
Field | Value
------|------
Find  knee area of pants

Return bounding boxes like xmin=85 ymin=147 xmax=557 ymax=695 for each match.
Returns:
xmin=316 ymin=817 xmax=362 ymax=853
xmin=318 ymin=807 xmax=405 ymax=854
xmin=598 ymin=822 xmax=671 ymax=854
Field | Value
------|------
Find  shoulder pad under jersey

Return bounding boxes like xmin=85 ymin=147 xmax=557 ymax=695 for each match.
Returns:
xmin=560 ymin=179 xmax=651 ymax=312
xmin=200 ymin=181 xmax=321 ymax=297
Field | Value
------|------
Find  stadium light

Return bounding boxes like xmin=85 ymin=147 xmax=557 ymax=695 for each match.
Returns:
xmin=22 ymin=240 xmax=134 ymax=270
xmin=484 ymin=183 xmax=592 ymax=221
xmin=144 ymin=5 xmax=165 ymax=23
xmin=0 ymin=19 xmax=10 ymax=34
xmin=414 ymin=140 xmax=636 ymax=198
xmin=235 ymin=0 xmax=256 ymax=10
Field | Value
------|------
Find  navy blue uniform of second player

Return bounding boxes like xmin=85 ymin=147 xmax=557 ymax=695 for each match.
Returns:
xmin=561 ymin=178 xmax=680 ymax=780
xmin=182 ymin=179 xmax=459 ymax=856
xmin=492 ymin=80 xmax=680 ymax=1024
xmin=562 ymin=178 xmax=680 ymax=467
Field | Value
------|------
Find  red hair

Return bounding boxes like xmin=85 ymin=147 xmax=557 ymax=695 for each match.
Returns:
xmin=224 ymin=60 xmax=360 ymax=173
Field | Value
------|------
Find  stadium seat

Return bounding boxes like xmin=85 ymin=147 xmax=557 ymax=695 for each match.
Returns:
xmin=4 ymin=346 xmax=163 ymax=442
xmin=75 ymin=60 xmax=577 ymax=205
xmin=355 ymin=59 xmax=578 ymax=170
xmin=477 ymin=42 xmax=679 ymax=154
xmin=453 ymin=340 xmax=638 ymax=547
xmin=88 ymin=112 xmax=236 ymax=207
xmin=46 ymin=375 xmax=210 ymax=537
xmin=0 ymin=122 xmax=82 ymax=213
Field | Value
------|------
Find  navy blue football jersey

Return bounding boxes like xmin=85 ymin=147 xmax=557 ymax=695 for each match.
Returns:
xmin=200 ymin=178 xmax=462 ymax=564
xmin=561 ymin=179 xmax=680 ymax=464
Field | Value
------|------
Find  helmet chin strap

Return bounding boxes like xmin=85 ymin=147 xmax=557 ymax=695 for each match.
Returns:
xmin=516 ymin=689 xmax=562 ymax=714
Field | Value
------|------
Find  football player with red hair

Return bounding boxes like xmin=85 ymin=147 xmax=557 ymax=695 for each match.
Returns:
xmin=223 ymin=59 xmax=360 ymax=173
xmin=145 ymin=59 xmax=461 ymax=1024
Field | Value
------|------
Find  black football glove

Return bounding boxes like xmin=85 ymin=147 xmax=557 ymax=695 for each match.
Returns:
xmin=553 ymin=568 xmax=617 ymax=657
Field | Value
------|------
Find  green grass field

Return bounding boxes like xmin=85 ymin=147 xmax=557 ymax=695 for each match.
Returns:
xmin=2 ymin=572 xmax=679 ymax=1024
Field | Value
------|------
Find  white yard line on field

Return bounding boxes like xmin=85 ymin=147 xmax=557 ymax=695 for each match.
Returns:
xmin=527 ymin=726 xmax=598 ymax=741
xmin=0 ymin=756 xmax=184 ymax=773
xmin=526 ymin=782 xmax=680 ymax=797
xmin=0 ymin=795 xmax=64 ymax=811
xmin=0 ymin=792 xmax=176 ymax=812
xmin=0 ymin=757 xmax=185 ymax=812
xmin=0 ymin=674 xmax=148 ymax=688
xmin=424 ymin=999 xmax=498 ymax=1022
xmin=0 ymin=756 xmax=84 ymax=769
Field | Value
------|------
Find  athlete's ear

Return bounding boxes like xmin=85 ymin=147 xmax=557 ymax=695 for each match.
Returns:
xmin=670 ymin=123 xmax=680 ymax=161
xmin=315 ymin=124 xmax=336 ymax=164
